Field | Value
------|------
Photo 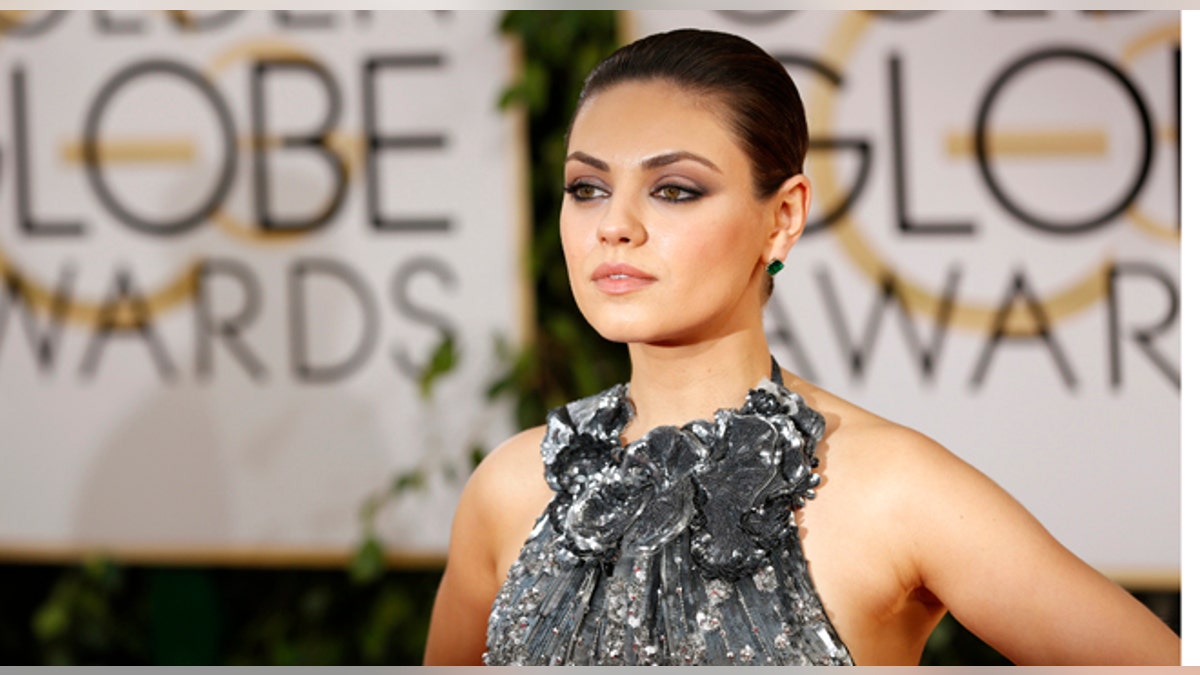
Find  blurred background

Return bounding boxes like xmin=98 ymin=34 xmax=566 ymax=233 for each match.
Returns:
xmin=0 ymin=10 xmax=1180 ymax=664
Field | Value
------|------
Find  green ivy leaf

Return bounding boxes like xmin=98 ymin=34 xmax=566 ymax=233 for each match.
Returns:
xmin=349 ymin=536 xmax=386 ymax=585
xmin=390 ymin=470 xmax=424 ymax=496
xmin=418 ymin=332 xmax=458 ymax=400
xmin=32 ymin=602 xmax=70 ymax=641
xmin=469 ymin=444 xmax=487 ymax=468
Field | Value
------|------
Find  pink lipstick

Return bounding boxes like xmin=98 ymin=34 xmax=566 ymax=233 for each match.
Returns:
xmin=591 ymin=262 xmax=656 ymax=295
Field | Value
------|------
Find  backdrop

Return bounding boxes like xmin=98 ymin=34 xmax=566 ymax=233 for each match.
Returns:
xmin=0 ymin=10 xmax=524 ymax=560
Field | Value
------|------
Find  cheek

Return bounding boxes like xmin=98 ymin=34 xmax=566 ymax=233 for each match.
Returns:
xmin=671 ymin=216 xmax=761 ymax=283
xmin=560 ymin=213 xmax=603 ymax=306
xmin=559 ymin=211 xmax=588 ymax=271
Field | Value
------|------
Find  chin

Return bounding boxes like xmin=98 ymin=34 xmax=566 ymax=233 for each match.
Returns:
xmin=586 ymin=311 xmax=699 ymax=346
xmin=589 ymin=321 xmax=652 ymax=345
xmin=575 ymin=289 xmax=715 ymax=346
xmin=580 ymin=308 xmax=657 ymax=344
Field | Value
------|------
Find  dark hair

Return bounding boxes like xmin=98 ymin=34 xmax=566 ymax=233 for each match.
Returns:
xmin=571 ymin=28 xmax=808 ymax=200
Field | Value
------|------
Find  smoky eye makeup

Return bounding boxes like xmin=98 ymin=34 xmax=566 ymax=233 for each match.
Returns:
xmin=652 ymin=184 xmax=702 ymax=202
xmin=651 ymin=176 xmax=707 ymax=203
xmin=563 ymin=179 xmax=609 ymax=202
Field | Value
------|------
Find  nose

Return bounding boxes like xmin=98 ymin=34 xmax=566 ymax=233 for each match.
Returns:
xmin=596 ymin=195 xmax=647 ymax=246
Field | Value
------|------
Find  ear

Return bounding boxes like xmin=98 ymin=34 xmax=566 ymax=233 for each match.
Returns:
xmin=763 ymin=174 xmax=812 ymax=264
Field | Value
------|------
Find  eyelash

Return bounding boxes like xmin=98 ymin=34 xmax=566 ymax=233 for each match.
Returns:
xmin=564 ymin=181 xmax=608 ymax=202
xmin=563 ymin=181 xmax=704 ymax=203
xmin=652 ymin=183 xmax=703 ymax=203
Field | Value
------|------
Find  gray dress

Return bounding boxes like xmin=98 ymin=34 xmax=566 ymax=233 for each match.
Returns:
xmin=484 ymin=360 xmax=854 ymax=665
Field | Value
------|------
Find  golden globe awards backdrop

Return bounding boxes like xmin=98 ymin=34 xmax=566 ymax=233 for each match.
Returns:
xmin=0 ymin=11 xmax=523 ymax=558
xmin=632 ymin=10 xmax=1180 ymax=581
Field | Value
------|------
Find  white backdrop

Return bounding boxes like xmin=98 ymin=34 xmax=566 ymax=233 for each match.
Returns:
xmin=632 ymin=10 xmax=1180 ymax=581
xmin=0 ymin=10 xmax=522 ymax=559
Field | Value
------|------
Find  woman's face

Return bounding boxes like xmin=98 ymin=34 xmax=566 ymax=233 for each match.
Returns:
xmin=561 ymin=79 xmax=790 ymax=346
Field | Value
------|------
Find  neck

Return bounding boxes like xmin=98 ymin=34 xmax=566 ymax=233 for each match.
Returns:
xmin=623 ymin=326 xmax=773 ymax=438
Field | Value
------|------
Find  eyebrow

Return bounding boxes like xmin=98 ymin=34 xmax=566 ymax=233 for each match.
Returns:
xmin=565 ymin=151 xmax=609 ymax=171
xmin=565 ymin=150 xmax=722 ymax=174
xmin=642 ymin=151 xmax=721 ymax=173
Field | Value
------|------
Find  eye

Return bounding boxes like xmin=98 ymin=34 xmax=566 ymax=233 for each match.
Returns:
xmin=652 ymin=183 xmax=702 ymax=203
xmin=564 ymin=181 xmax=608 ymax=202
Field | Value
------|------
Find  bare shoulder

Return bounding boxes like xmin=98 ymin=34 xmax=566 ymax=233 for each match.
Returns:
xmin=463 ymin=426 xmax=554 ymax=548
xmin=783 ymin=372 xmax=961 ymax=550
xmin=468 ymin=425 xmax=548 ymax=502
xmin=782 ymin=372 xmax=955 ymax=491
xmin=424 ymin=425 xmax=554 ymax=665
xmin=461 ymin=425 xmax=556 ymax=580
xmin=786 ymin=373 xmax=1038 ymax=532
xmin=784 ymin=371 xmax=1013 ymax=545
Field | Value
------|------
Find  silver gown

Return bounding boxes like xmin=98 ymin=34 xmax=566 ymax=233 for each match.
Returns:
xmin=484 ymin=359 xmax=854 ymax=665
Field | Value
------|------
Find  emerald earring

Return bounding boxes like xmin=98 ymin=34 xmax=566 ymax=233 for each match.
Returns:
xmin=766 ymin=259 xmax=785 ymax=276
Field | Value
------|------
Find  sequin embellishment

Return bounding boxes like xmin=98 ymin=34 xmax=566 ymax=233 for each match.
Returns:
xmin=483 ymin=359 xmax=854 ymax=665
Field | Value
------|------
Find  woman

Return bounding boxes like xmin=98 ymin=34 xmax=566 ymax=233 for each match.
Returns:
xmin=423 ymin=28 xmax=1180 ymax=665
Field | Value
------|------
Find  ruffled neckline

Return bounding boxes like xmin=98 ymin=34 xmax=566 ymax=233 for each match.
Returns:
xmin=540 ymin=359 xmax=827 ymax=581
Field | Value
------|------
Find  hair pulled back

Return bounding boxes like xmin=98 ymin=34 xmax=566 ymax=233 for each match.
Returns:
xmin=572 ymin=28 xmax=808 ymax=200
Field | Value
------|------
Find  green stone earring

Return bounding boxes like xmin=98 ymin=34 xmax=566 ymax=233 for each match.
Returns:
xmin=766 ymin=259 xmax=785 ymax=276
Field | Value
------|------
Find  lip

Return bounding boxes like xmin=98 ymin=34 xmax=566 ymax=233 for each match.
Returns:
xmin=591 ymin=262 xmax=656 ymax=295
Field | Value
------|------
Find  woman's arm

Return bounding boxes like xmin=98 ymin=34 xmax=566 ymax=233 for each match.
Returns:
xmin=423 ymin=426 xmax=549 ymax=665
xmin=422 ymin=457 xmax=501 ymax=665
xmin=895 ymin=430 xmax=1180 ymax=665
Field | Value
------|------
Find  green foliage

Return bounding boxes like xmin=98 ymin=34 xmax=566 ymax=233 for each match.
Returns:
xmin=2 ymin=560 xmax=441 ymax=665
xmin=31 ymin=557 xmax=149 ymax=665
xmin=217 ymin=567 xmax=440 ymax=665
xmin=353 ymin=468 xmax=427 ymax=585
xmin=348 ymin=536 xmax=387 ymax=587
xmin=417 ymin=332 xmax=458 ymax=401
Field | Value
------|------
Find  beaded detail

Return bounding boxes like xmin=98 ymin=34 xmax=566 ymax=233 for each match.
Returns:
xmin=484 ymin=360 xmax=853 ymax=665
